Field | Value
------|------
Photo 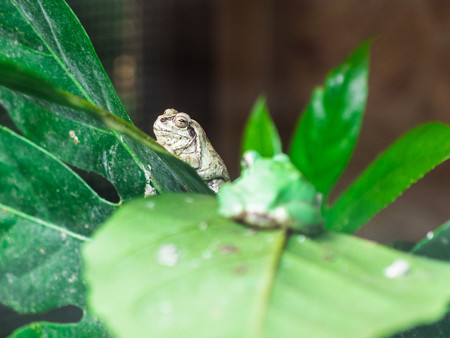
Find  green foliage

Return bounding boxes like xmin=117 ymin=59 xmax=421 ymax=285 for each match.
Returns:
xmin=241 ymin=96 xmax=282 ymax=158
xmin=0 ymin=0 xmax=207 ymax=336
xmin=290 ymin=41 xmax=369 ymax=197
xmin=84 ymin=194 xmax=450 ymax=338
xmin=325 ymin=123 xmax=450 ymax=233
xmin=0 ymin=0 xmax=210 ymax=198
xmin=0 ymin=126 xmax=113 ymax=336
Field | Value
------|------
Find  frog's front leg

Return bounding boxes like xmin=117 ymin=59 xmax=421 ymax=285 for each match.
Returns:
xmin=207 ymin=178 xmax=227 ymax=193
xmin=179 ymin=153 xmax=200 ymax=169
xmin=279 ymin=200 xmax=323 ymax=236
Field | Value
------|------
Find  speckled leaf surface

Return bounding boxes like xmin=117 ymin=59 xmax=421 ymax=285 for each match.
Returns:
xmin=0 ymin=0 xmax=210 ymax=199
xmin=290 ymin=42 xmax=369 ymax=197
xmin=84 ymin=194 xmax=450 ymax=338
xmin=325 ymin=123 xmax=450 ymax=234
xmin=0 ymin=126 xmax=114 ymax=336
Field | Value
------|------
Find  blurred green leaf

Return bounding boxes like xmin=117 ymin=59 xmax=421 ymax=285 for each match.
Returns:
xmin=0 ymin=0 xmax=211 ymax=198
xmin=0 ymin=126 xmax=113 ymax=336
xmin=325 ymin=123 xmax=450 ymax=233
xmin=242 ymin=96 xmax=282 ymax=158
xmin=9 ymin=315 xmax=110 ymax=338
xmin=290 ymin=41 xmax=369 ymax=197
xmin=84 ymin=194 xmax=450 ymax=338
xmin=393 ymin=312 xmax=450 ymax=338
xmin=411 ymin=221 xmax=450 ymax=262
xmin=394 ymin=221 xmax=450 ymax=338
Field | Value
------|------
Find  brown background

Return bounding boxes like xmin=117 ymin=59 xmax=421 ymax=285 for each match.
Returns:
xmin=56 ymin=0 xmax=450 ymax=243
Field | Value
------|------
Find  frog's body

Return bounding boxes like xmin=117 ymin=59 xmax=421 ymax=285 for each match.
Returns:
xmin=217 ymin=151 xmax=323 ymax=235
xmin=153 ymin=109 xmax=229 ymax=193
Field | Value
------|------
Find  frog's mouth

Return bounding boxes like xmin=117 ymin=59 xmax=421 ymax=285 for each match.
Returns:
xmin=153 ymin=128 xmax=194 ymax=145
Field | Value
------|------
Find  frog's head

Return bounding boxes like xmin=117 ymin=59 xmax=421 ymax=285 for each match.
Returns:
xmin=153 ymin=109 xmax=197 ymax=146
xmin=218 ymin=151 xmax=324 ymax=235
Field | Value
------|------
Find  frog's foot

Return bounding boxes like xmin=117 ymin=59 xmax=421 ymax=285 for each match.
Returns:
xmin=207 ymin=178 xmax=227 ymax=193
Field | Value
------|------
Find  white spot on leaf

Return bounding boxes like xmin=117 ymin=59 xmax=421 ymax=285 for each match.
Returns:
xmin=5 ymin=273 xmax=14 ymax=284
xmin=68 ymin=274 xmax=77 ymax=283
xmin=68 ymin=130 xmax=79 ymax=144
xmin=384 ymin=259 xmax=410 ymax=278
xmin=202 ymin=250 xmax=212 ymax=259
xmin=157 ymin=244 xmax=180 ymax=267
xmin=143 ymin=165 xmax=157 ymax=197
xmin=427 ymin=231 xmax=434 ymax=240
xmin=297 ymin=235 xmax=306 ymax=243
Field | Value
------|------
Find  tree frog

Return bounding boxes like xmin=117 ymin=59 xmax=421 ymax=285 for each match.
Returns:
xmin=153 ymin=109 xmax=230 ymax=193
xmin=217 ymin=151 xmax=323 ymax=235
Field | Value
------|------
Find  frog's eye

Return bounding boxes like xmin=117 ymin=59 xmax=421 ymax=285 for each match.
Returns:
xmin=174 ymin=113 xmax=190 ymax=128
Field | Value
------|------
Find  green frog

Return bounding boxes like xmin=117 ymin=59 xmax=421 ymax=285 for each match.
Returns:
xmin=217 ymin=151 xmax=323 ymax=235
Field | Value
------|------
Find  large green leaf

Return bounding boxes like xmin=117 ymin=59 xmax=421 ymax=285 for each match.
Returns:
xmin=325 ymin=123 xmax=450 ymax=233
xmin=0 ymin=126 xmax=114 ymax=336
xmin=290 ymin=42 xmax=369 ymax=197
xmin=84 ymin=194 xmax=450 ymax=338
xmin=0 ymin=0 xmax=211 ymax=198
xmin=241 ymin=96 xmax=282 ymax=158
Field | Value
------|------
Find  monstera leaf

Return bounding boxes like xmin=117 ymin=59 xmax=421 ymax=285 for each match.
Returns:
xmin=84 ymin=194 xmax=450 ymax=338
xmin=0 ymin=0 xmax=210 ymax=199
xmin=0 ymin=1 xmax=211 ymax=336
xmin=0 ymin=126 xmax=114 ymax=336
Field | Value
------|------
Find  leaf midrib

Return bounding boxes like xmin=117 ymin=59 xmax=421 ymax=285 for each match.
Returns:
xmin=248 ymin=229 xmax=287 ymax=338
xmin=11 ymin=0 xmax=92 ymax=104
